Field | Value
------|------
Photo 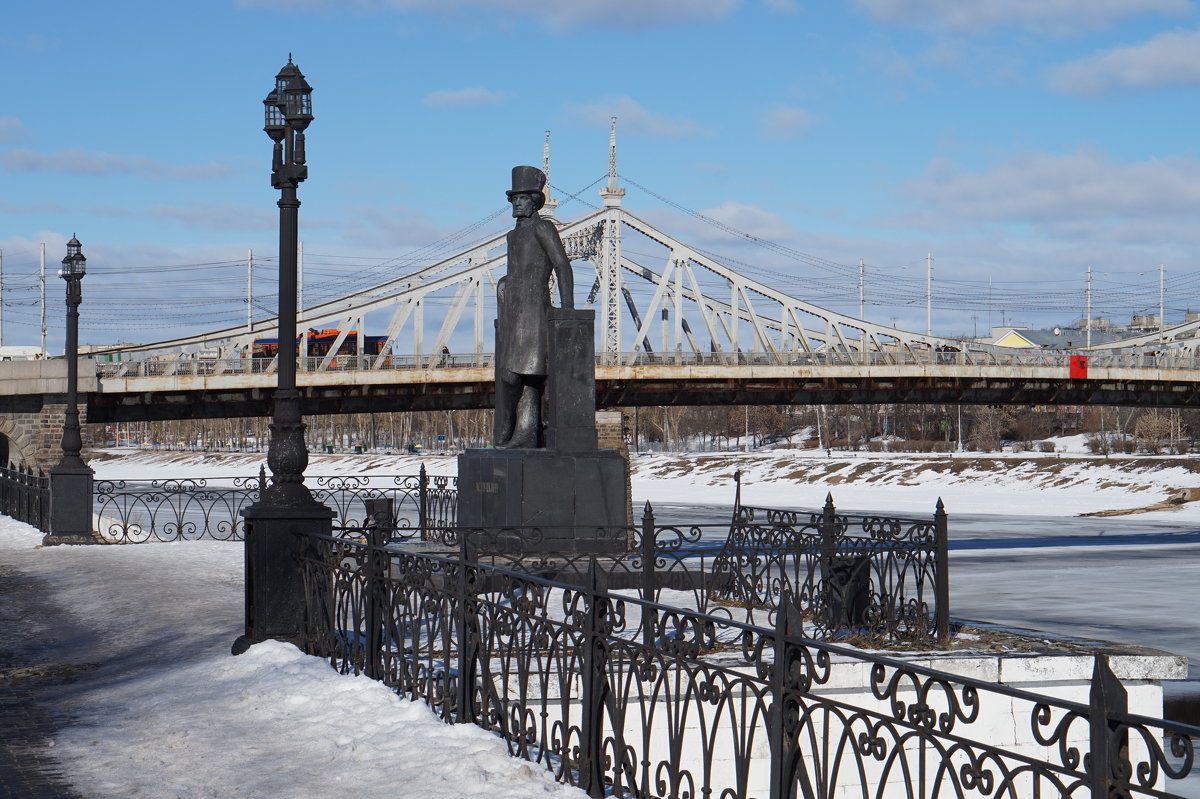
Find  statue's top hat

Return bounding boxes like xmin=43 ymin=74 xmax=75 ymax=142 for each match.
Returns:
xmin=506 ymin=165 xmax=547 ymax=209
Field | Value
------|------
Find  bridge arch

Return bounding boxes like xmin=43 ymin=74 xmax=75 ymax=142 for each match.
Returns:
xmin=0 ymin=418 xmax=43 ymax=472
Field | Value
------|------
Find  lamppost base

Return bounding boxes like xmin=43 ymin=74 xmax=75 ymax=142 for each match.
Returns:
xmin=235 ymin=497 xmax=334 ymax=654
xmin=44 ymin=462 xmax=96 ymax=546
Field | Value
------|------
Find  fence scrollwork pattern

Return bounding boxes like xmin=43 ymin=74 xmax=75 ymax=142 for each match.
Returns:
xmin=299 ymin=530 xmax=1199 ymax=799
xmin=90 ymin=465 xmax=458 ymax=543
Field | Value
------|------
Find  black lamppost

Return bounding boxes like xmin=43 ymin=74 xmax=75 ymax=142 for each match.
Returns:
xmin=235 ymin=57 xmax=333 ymax=653
xmin=45 ymin=236 xmax=96 ymax=545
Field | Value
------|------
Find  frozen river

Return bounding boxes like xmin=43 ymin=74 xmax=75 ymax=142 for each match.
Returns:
xmin=647 ymin=501 xmax=1200 ymax=724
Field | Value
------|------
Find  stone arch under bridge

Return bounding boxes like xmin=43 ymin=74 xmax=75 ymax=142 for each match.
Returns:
xmin=0 ymin=403 xmax=85 ymax=474
xmin=0 ymin=417 xmax=40 ymax=471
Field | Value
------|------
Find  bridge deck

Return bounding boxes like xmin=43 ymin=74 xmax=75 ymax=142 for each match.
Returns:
xmin=5 ymin=354 xmax=1200 ymax=422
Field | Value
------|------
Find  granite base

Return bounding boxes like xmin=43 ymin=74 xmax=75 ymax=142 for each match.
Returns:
xmin=457 ymin=448 xmax=628 ymax=554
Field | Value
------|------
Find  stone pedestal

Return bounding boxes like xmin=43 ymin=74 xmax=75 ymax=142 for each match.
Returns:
xmin=457 ymin=448 xmax=627 ymax=553
xmin=44 ymin=463 xmax=95 ymax=545
xmin=233 ymin=500 xmax=335 ymax=653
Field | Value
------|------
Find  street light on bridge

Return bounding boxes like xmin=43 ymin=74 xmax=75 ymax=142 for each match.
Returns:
xmin=45 ymin=236 xmax=96 ymax=545
xmin=235 ymin=57 xmax=333 ymax=654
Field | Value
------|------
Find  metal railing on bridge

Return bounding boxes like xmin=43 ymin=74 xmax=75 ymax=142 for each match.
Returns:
xmin=93 ymin=348 xmax=1200 ymax=379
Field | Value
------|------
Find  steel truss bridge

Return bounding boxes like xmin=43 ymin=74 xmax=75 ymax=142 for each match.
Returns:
xmin=63 ymin=168 xmax=1200 ymax=422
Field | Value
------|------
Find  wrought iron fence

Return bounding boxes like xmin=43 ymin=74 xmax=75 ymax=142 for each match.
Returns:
xmin=714 ymin=481 xmax=949 ymax=644
xmin=0 ymin=465 xmax=49 ymax=532
xmin=92 ymin=465 xmax=457 ymax=543
xmin=298 ymin=528 xmax=1199 ymax=799
xmin=358 ymin=496 xmax=944 ymax=646
xmin=94 ymin=476 xmax=261 ymax=542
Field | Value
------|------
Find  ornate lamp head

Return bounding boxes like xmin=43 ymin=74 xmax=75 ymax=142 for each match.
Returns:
xmin=60 ymin=236 xmax=86 ymax=279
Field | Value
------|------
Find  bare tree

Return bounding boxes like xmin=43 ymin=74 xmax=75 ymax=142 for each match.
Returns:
xmin=1134 ymin=410 xmax=1173 ymax=455
xmin=968 ymin=406 xmax=1015 ymax=452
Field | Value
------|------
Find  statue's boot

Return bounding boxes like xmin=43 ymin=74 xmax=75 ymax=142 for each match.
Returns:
xmin=499 ymin=385 xmax=540 ymax=449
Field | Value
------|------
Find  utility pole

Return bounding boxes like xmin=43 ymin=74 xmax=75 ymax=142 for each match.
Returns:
xmin=0 ymin=249 xmax=4 ymax=348
xmin=247 ymin=249 xmax=254 ymax=332
xmin=1160 ymin=263 xmax=1165 ymax=337
xmin=987 ymin=277 xmax=992 ymax=335
xmin=926 ymin=252 xmax=932 ymax=336
xmin=858 ymin=258 xmax=865 ymax=320
xmin=1086 ymin=266 xmax=1092 ymax=349
xmin=39 ymin=243 xmax=46 ymax=356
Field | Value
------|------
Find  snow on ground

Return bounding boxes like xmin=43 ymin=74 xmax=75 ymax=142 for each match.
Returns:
xmin=627 ymin=448 xmax=1200 ymax=520
xmin=9 ymin=446 xmax=1200 ymax=796
xmin=0 ymin=518 xmax=582 ymax=799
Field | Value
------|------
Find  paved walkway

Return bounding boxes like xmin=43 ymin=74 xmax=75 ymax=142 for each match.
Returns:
xmin=0 ymin=688 xmax=83 ymax=799
xmin=0 ymin=566 xmax=84 ymax=798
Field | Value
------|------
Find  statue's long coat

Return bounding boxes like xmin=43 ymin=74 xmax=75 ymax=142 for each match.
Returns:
xmin=497 ymin=216 xmax=571 ymax=376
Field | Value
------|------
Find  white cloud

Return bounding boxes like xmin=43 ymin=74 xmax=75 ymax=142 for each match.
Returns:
xmin=422 ymin=87 xmax=509 ymax=108
xmin=858 ymin=34 xmax=919 ymax=95
xmin=237 ymin=0 xmax=740 ymax=30
xmin=1 ymin=149 xmax=233 ymax=180
xmin=0 ymin=34 xmax=58 ymax=53
xmin=855 ymin=0 xmax=1192 ymax=35
xmin=762 ymin=106 xmax=813 ymax=139
xmin=0 ymin=199 xmax=65 ymax=214
xmin=763 ymin=0 xmax=801 ymax=13
xmin=567 ymin=96 xmax=710 ymax=138
xmin=693 ymin=201 xmax=799 ymax=241
xmin=91 ymin=204 xmax=278 ymax=231
xmin=1048 ymin=28 xmax=1200 ymax=94
xmin=0 ymin=116 xmax=28 ymax=144
xmin=896 ymin=149 xmax=1200 ymax=237
xmin=334 ymin=203 xmax=445 ymax=248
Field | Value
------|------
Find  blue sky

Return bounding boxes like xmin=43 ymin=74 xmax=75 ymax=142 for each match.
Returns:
xmin=4 ymin=0 xmax=1200 ymax=348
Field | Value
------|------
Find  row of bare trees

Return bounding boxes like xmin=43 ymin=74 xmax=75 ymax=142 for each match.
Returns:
xmin=86 ymin=404 xmax=1200 ymax=456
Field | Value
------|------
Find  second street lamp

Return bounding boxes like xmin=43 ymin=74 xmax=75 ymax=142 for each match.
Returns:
xmin=45 ymin=235 xmax=96 ymax=546
xmin=236 ymin=57 xmax=332 ymax=654
xmin=58 ymin=237 xmax=86 ymax=470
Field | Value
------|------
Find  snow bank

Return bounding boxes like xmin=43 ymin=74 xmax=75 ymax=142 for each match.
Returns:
xmin=53 ymin=640 xmax=580 ymax=799
xmin=0 ymin=516 xmax=581 ymax=799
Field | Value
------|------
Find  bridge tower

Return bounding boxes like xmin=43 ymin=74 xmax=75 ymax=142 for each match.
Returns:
xmin=598 ymin=117 xmax=626 ymax=365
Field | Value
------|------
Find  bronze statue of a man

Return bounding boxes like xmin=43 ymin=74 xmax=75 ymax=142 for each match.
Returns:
xmin=495 ymin=165 xmax=574 ymax=448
